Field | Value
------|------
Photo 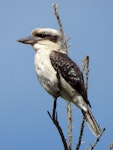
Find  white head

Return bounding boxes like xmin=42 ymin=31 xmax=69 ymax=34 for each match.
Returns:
xmin=18 ymin=28 xmax=65 ymax=51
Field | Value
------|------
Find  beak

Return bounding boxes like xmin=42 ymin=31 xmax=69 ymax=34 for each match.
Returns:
xmin=17 ymin=36 xmax=38 ymax=45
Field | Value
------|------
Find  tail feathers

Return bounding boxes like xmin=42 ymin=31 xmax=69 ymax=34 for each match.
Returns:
xmin=83 ymin=108 xmax=102 ymax=137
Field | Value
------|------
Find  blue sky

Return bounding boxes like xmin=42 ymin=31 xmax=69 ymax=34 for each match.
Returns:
xmin=0 ymin=0 xmax=113 ymax=150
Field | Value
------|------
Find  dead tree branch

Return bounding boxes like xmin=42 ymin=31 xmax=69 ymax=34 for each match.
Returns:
xmin=67 ymin=101 xmax=72 ymax=150
xmin=53 ymin=3 xmax=68 ymax=53
xmin=53 ymin=4 xmax=63 ymax=34
xmin=82 ymin=55 xmax=90 ymax=91
xmin=76 ymin=115 xmax=85 ymax=150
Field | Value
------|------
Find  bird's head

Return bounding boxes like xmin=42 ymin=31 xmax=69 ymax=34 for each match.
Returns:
xmin=18 ymin=28 xmax=65 ymax=51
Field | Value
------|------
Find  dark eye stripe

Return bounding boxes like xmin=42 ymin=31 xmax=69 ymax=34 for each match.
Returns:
xmin=33 ymin=32 xmax=58 ymax=43
xmin=34 ymin=33 xmax=46 ymax=38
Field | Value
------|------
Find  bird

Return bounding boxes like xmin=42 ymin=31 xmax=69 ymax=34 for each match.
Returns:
xmin=18 ymin=27 xmax=102 ymax=137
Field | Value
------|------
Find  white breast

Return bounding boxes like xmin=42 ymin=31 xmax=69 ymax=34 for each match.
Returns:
xmin=34 ymin=48 xmax=59 ymax=97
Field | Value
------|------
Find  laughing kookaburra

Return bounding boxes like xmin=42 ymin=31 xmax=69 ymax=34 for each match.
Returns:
xmin=18 ymin=28 xmax=102 ymax=137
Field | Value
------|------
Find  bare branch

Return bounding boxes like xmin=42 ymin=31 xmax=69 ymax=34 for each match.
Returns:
xmin=52 ymin=97 xmax=57 ymax=119
xmin=53 ymin=3 xmax=68 ymax=53
xmin=67 ymin=101 xmax=72 ymax=150
xmin=53 ymin=4 xmax=63 ymax=34
xmin=76 ymin=115 xmax=85 ymax=150
xmin=82 ymin=55 xmax=90 ymax=91
xmin=82 ymin=56 xmax=105 ymax=149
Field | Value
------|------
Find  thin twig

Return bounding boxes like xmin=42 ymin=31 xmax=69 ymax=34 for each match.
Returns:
xmin=82 ymin=55 xmax=90 ymax=91
xmin=87 ymin=128 xmax=105 ymax=150
xmin=67 ymin=101 xmax=72 ymax=150
xmin=84 ymin=55 xmax=89 ymax=91
xmin=83 ymin=55 xmax=105 ymax=150
xmin=81 ymin=56 xmax=105 ymax=150
xmin=53 ymin=4 xmax=63 ymax=34
xmin=52 ymin=98 xmax=57 ymax=119
xmin=53 ymin=3 xmax=68 ymax=53
xmin=76 ymin=115 xmax=85 ymax=150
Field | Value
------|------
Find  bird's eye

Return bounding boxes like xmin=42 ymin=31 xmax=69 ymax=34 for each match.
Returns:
xmin=38 ymin=34 xmax=46 ymax=38
xmin=34 ymin=33 xmax=46 ymax=38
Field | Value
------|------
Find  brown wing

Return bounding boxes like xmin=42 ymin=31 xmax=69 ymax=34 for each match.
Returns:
xmin=50 ymin=51 xmax=91 ymax=107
